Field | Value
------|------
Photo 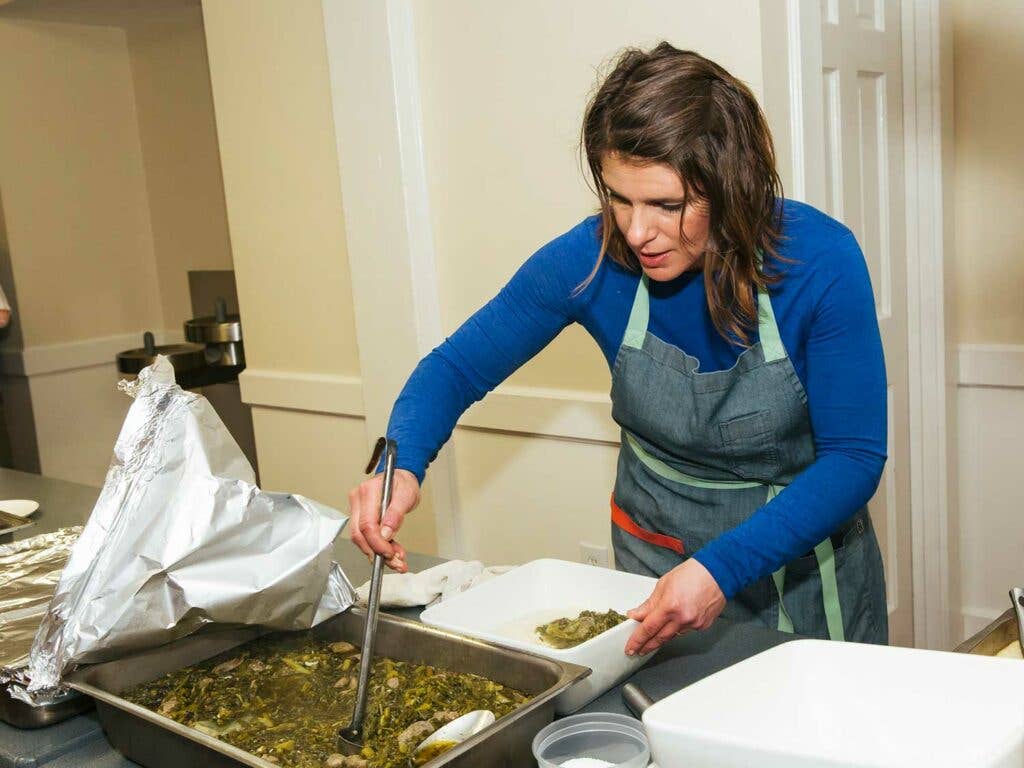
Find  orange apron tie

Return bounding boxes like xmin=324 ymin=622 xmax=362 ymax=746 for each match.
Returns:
xmin=610 ymin=495 xmax=684 ymax=556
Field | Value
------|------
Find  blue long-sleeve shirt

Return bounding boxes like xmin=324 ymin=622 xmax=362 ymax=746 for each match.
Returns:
xmin=385 ymin=199 xmax=887 ymax=598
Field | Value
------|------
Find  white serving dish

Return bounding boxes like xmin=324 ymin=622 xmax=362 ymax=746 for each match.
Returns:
xmin=643 ymin=638 xmax=1024 ymax=768
xmin=420 ymin=558 xmax=657 ymax=713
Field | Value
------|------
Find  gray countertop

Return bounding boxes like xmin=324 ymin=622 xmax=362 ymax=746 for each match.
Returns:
xmin=0 ymin=469 xmax=793 ymax=767
xmin=0 ymin=468 xmax=103 ymax=542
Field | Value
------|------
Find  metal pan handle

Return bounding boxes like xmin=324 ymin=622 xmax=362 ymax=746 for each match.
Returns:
xmin=622 ymin=682 xmax=656 ymax=719
xmin=1010 ymin=587 xmax=1024 ymax=656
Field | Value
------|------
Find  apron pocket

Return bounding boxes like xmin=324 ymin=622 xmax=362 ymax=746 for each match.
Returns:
xmin=718 ymin=410 xmax=780 ymax=479
xmin=785 ymin=513 xmax=865 ymax=576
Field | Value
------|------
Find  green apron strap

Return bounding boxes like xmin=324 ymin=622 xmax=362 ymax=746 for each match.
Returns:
xmin=624 ymin=432 xmax=762 ymax=489
xmin=754 ymin=250 xmax=785 ymax=363
xmin=757 ymin=285 xmax=786 ymax=363
xmin=768 ymin=484 xmax=846 ymax=641
xmin=814 ymin=537 xmax=846 ymax=642
xmin=622 ymin=275 xmax=650 ymax=349
xmin=772 ymin=567 xmax=796 ymax=633
xmin=767 ymin=484 xmax=795 ymax=633
xmin=630 ymin=268 xmax=785 ymax=362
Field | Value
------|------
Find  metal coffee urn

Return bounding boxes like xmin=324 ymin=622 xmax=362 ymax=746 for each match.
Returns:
xmin=116 ymin=332 xmax=207 ymax=388
xmin=115 ymin=295 xmax=257 ymax=473
xmin=115 ymin=298 xmax=246 ymax=389
xmin=184 ymin=297 xmax=245 ymax=385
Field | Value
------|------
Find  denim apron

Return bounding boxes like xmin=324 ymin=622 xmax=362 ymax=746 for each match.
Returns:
xmin=610 ymin=274 xmax=888 ymax=643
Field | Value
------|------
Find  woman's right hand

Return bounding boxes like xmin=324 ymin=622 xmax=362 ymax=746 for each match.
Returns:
xmin=347 ymin=468 xmax=421 ymax=573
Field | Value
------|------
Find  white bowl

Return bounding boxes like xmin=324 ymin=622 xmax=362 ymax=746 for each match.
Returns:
xmin=0 ymin=499 xmax=39 ymax=518
xmin=420 ymin=558 xmax=657 ymax=713
xmin=643 ymin=639 xmax=1024 ymax=768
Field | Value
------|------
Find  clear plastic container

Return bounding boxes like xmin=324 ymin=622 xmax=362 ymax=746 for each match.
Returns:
xmin=532 ymin=712 xmax=650 ymax=768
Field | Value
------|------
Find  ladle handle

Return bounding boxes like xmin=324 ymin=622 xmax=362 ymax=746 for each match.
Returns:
xmin=347 ymin=438 xmax=397 ymax=737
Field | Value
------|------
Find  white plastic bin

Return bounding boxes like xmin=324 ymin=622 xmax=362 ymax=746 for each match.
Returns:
xmin=420 ymin=558 xmax=658 ymax=713
xmin=643 ymin=639 xmax=1024 ymax=768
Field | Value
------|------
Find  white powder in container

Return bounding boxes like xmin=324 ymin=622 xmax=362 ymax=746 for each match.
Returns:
xmin=559 ymin=759 xmax=615 ymax=768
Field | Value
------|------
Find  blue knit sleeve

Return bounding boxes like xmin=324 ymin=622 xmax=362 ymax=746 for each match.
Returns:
xmin=693 ymin=231 xmax=888 ymax=598
xmin=384 ymin=223 xmax=593 ymax=482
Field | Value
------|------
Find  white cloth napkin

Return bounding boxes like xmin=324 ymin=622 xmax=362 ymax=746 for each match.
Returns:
xmin=355 ymin=560 xmax=515 ymax=608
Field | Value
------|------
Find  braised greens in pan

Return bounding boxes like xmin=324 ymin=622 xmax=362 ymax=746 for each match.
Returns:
xmin=535 ymin=609 xmax=629 ymax=649
xmin=123 ymin=633 xmax=529 ymax=768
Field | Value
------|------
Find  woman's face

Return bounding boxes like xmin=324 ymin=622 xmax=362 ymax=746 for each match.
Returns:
xmin=601 ymin=152 xmax=710 ymax=281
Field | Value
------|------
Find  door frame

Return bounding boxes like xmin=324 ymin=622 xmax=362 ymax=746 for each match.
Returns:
xmin=761 ymin=0 xmax=956 ymax=650
xmin=321 ymin=0 xmax=464 ymax=558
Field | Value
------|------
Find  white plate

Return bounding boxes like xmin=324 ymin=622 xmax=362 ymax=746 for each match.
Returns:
xmin=0 ymin=499 xmax=39 ymax=518
xmin=643 ymin=639 xmax=1024 ymax=768
xmin=420 ymin=558 xmax=657 ymax=713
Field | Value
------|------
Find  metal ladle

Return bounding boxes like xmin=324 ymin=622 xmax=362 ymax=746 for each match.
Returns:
xmin=338 ymin=437 xmax=397 ymax=756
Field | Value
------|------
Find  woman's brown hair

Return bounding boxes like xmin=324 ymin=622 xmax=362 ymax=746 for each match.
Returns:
xmin=581 ymin=42 xmax=784 ymax=346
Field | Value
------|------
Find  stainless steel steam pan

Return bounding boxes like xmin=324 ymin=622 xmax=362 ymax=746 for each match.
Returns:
xmin=66 ymin=608 xmax=590 ymax=768
xmin=954 ymin=609 xmax=1020 ymax=656
xmin=1 ymin=525 xmax=91 ymax=728
xmin=0 ymin=511 xmax=34 ymax=543
xmin=0 ymin=677 xmax=93 ymax=729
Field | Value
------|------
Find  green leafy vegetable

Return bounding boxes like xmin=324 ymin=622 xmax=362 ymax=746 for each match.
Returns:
xmin=123 ymin=633 xmax=529 ymax=768
xmin=535 ymin=609 xmax=628 ymax=649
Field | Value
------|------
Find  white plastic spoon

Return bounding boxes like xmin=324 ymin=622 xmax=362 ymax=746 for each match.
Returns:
xmin=411 ymin=710 xmax=495 ymax=765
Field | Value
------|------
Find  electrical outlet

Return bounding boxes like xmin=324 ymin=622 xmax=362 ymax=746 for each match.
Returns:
xmin=580 ymin=542 xmax=609 ymax=568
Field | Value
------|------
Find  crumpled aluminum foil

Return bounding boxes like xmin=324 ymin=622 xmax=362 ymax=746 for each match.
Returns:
xmin=20 ymin=357 xmax=355 ymax=698
xmin=0 ymin=527 xmax=84 ymax=710
xmin=0 ymin=527 xmax=83 ymax=671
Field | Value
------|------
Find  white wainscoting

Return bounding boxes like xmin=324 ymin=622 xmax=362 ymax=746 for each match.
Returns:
xmin=0 ymin=330 xmax=183 ymax=377
xmin=0 ymin=330 xmax=183 ymax=485
xmin=239 ymin=344 xmax=1024 ymax=637
xmin=238 ymin=371 xmax=619 ymax=447
xmin=238 ymin=370 xmax=621 ymax=565
xmin=956 ymin=344 xmax=1024 ymax=641
xmin=238 ymin=368 xmax=365 ymax=419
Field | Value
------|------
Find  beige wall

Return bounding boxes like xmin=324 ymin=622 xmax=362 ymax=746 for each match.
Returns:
xmin=128 ymin=4 xmax=234 ymax=327
xmin=0 ymin=17 xmax=158 ymax=483
xmin=201 ymin=1 xmax=376 ymax=536
xmin=0 ymin=18 xmax=162 ymax=348
xmin=416 ymin=0 xmax=764 ymax=392
xmin=201 ymin=0 xmax=359 ymax=378
xmin=952 ymin=0 xmax=1024 ymax=639
xmin=409 ymin=1 xmax=763 ymax=562
xmin=250 ymin=407 xmax=367 ymax=504
xmin=0 ymin=3 xmax=238 ymax=485
xmin=452 ymin=431 xmax=620 ymax=565
xmin=2 ymin=2 xmax=767 ymax=567
xmin=953 ymin=0 xmax=1024 ymax=344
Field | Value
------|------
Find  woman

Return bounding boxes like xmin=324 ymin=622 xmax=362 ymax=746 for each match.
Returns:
xmin=347 ymin=43 xmax=888 ymax=653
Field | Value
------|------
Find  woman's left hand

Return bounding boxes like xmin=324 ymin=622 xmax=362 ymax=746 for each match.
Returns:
xmin=624 ymin=558 xmax=726 ymax=656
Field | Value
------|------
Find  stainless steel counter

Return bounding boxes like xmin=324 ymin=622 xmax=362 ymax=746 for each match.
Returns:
xmin=0 ymin=468 xmax=102 ymax=541
xmin=0 ymin=469 xmax=794 ymax=767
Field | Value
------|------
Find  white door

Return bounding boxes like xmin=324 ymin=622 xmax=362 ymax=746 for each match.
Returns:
xmin=780 ymin=0 xmax=913 ymax=645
